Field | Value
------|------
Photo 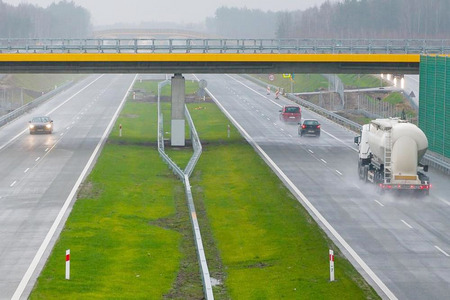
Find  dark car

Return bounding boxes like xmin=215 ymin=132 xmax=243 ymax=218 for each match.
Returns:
xmin=279 ymin=105 xmax=301 ymax=123
xmin=299 ymin=119 xmax=320 ymax=137
xmin=29 ymin=116 xmax=53 ymax=134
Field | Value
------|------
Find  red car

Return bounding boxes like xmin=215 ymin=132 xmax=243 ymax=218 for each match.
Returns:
xmin=279 ymin=105 xmax=301 ymax=122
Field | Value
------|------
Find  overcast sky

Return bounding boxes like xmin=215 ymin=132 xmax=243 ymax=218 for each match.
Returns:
xmin=3 ymin=0 xmax=334 ymax=25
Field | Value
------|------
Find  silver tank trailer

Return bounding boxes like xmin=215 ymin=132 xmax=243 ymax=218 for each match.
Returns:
xmin=367 ymin=119 xmax=428 ymax=182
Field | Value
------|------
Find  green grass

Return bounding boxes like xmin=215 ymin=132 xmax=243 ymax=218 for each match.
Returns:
xmin=383 ymin=92 xmax=404 ymax=105
xmin=31 ymin=102 xmax=203 ymax=299
xmin=253 ymin=74 xmax=329 ymax=93
xmin=133 ymin=80 xmax=199 ymax=97
xmin=5 ymin=74 xmax=85 ymax=92
xmin=189 ymin=103 xmax=379 ymax=299
xmin=338 ymin=74 xmax=387 ymax=89
xmin=31 ymin=91 xmax=379 ymax=299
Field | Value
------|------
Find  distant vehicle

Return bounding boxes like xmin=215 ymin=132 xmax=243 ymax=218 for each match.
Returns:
xmin=279 ymin=105 xmax=301 ymax=122
xmin=29 ymin=116 xmax=53 ymax=134
xmin=298 ymin=119 xmax=321 ymax=136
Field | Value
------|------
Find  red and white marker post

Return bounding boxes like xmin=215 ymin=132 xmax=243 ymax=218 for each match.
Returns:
xmin=329 ymin=249 xmax=335 ymax=281
xmin=66 ymin=249 xmax=70 ymax=280
xmin=266 ymin=85 xmax=271 ymax=95
xmin=275 ymin=89 xmax=280 ymax=99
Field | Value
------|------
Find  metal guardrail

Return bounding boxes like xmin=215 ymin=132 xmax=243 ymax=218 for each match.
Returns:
xmin=156 ymin=80 xmax=213 ymax=299
xmin=1 ymin=38 xmax=450 ymax=54
xmin=0 ymin=80 xmax=73 ymax=128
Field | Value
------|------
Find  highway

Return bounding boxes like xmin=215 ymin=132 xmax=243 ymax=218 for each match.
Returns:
xmin=0 ymin=74 xmax=136 ymax=299
xmin=198 ymin=74 xmax=450 ymax=300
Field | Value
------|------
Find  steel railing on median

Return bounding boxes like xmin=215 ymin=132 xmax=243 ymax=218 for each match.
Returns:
xmin=156 ymin=79 xmax=213 ymax=300
xmin=0 ymin=80 xmax=74 ymax=128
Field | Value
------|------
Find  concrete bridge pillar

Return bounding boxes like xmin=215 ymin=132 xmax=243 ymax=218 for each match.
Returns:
xmin=171 ymin=73 xmax=185 ymax=146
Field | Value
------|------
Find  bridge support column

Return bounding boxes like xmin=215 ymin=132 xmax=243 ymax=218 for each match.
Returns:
xmin=171 ymin=73 xmax=185 ymax=146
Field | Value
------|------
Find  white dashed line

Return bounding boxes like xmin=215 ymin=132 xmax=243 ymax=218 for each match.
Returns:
xmin=10 ymin=181 xmax=16 ymax=187
xmin=60 ymin=133 xmax=64 ymax=136
xmin=35 ymin=157 xmax=40 ymax=162
xmin=24 ymin=168 xmax=29 ymax=173
xmin=273 ymin=123 xmax=277 ymax=126
xmin=288 ymin=134 xmax=292 ymax=138
xmin=401 ymin=219 xmax=413 ymax=229
xmin=321 ymin=159 xmax=327 ymax=164
xmin=66 ymin=127 xmax=70 ymax=130
xmin=308 ymin=149 xmax=314 ymax=154
xmin=266 ymin=118 xmax=270 ymax=121
xmin=374 ymin=200 xmax=385 ymax=207
xmin=45 ymin=148 xmax=49 ymax=152
xmin=336 ymin=170 xmax=343 ymax=175
xmin=72 ymin=121 xmax=75 ymax=124
xmin=435 ymin=246 xmax=450 ymax=257
xmin=280 ymin=128 xmax=285 ymax=132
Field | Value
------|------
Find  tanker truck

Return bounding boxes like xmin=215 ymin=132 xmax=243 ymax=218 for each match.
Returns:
xmin=354 ymin=118 xmax=430 ymax=195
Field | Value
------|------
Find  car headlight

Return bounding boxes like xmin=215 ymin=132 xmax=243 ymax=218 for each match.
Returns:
xmin=29 ymin=124 xmax=35 ymax=129
xmin=46 ymin=124 xmax=52 ymax=129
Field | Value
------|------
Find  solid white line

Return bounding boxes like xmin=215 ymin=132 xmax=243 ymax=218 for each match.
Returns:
xmin=10 ymin=181 xmax=16 ymax=187
xmin=336 ymin=170 xmax=343 ymax=175
xmin=434 ymin=246 xmax=450 ymax=257
xmin=11 ymin=74 xmax=138 ymax=300
xmin=35 ymin=157 xmax=40 ymax=162
xmin=24 ymin=168 xmax=29 ymax=173
xmin=401 ymin=219 xmax=413 ymax=229
xmin=206 ymin=84 xmax=398 ymax=300
xmin=321 ymin=159 xmax=327 ymax=164
xmin=374 ymin=200 xmax=385 ymax=207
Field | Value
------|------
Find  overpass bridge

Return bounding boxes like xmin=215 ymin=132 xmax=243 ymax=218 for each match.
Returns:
xmin=0 ymin=38 xmax=449 ymax=74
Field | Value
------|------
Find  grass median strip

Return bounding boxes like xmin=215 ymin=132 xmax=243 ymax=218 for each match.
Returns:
xmin=31 ymin=94 xmax=379 ymax=299
xmin=30 ymin=102 xmax=203 ymax=299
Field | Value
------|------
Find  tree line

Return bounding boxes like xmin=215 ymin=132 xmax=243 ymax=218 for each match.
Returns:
xmin=0 ymin=0 xmax=91 ymax=38
xmin=207 ymin=0 xmax=450 ymax=39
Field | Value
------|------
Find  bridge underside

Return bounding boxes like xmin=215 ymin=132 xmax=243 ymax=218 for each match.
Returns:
xmin=0 ymin=53 xmax=420 ymax=74
xmin=0 ymin=61 xmax=419 ymax=74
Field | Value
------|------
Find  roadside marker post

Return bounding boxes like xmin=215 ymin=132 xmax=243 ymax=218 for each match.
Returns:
xmin=119 ymin=124 xmax=122 ymax=137
xmin=329 ymin=249 xmax=335 ymax=281
xmin=267 ymin=85 xmax=271 ymax=95
xmin=227 ymin=124 xmax=230 ymax=138
xmin=275 ymin=89 xmax=279 ymax=99
xmin=65 ymin=249 xmax=70 ymax=280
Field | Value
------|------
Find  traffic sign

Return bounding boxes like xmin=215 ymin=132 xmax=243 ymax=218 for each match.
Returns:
xmin=283 ymin=73 xmax=291 ymax=78
xmin=268 ymin=74 xmax=275 ymax=81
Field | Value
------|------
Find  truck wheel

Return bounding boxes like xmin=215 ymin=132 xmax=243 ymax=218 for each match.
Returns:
xmin=363 ymin=165 xmax=369 ymax=182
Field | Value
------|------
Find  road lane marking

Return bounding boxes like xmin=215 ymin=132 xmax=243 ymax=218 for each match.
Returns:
xmin=206 ymin=82 xmax=398 ymax=300
xmin=288 ymin=134 xmax=292 ymax=138
xmin=45 ymin=148 xmax=49 ymax=152
xmin=374 ymin=200 xmax=385 ymax=207
xmin=308 ymin=149 xmax=314 ymax=153
xmin=12 ymin=74 xmax=138 ymax=300
xmin=35 ymin=157 xmax=40 ymax=162
xmin=273 ymin=123 xmax=277 ymax=126
xmin=60 ymin=133 xmax=64 ymax=136
xmin=321 ymin=159 xmax=327 ymax=164
xmin=435 ymin=246 xmax=450 ymax=257
xmin=24 ymin=168 xmax=29 ymax=173
xmin=10 ymin=181 xmax=16 ymax=187
xmin=280 ymin=128 xmax=284 ymax=132
xmin=336 ymin=170 xmax=343 ymax=175
xmin=401 ymin=220 xmax=413 ymax=229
